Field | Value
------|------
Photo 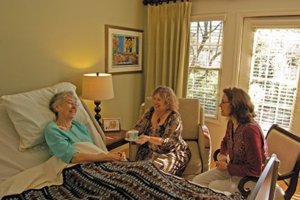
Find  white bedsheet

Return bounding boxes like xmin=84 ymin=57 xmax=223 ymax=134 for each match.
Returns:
xmin=0 ymin=142 xmax=106 ymax=198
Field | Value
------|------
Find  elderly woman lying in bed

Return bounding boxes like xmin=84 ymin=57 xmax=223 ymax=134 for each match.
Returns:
xmin=44 ymin=91 xmax=126 ymax=163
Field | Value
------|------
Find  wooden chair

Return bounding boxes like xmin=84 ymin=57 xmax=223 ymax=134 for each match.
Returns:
xmin=248 ymin=154 xmax=280 ymax=200
xmin=213 ymin=124 xmax=300 ymax=199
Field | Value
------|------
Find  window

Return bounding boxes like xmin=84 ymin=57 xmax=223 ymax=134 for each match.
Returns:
xmin=239 ymin=17 xmax=300 ymax=134
xmin=187 ymin=18 xmax=224 ymax=119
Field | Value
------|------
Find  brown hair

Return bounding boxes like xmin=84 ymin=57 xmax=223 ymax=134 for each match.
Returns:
xmin=152 ymin=86 xmax=179 ymax=111
xmin=223 ymin=87 xmax=256 ymax=124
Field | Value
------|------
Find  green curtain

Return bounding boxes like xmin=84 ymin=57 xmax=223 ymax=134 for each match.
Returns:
xmin=144 ymin=1 xmax=192 ymax=97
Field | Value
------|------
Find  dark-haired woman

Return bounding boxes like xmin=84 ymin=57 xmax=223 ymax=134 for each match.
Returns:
xmin=192 ymin=87 xmax=268 ymax=193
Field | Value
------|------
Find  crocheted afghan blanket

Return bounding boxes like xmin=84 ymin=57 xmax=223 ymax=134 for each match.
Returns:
xmin=3 ymin=161 xmax=244 ymax=200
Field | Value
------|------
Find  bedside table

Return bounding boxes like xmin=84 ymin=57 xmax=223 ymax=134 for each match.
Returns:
xmin=105 ymin=130 xmax=128 ymax=151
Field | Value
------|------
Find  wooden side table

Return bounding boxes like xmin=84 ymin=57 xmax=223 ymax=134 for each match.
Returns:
xmin=105 ymin=130 xmax=128 ymax=151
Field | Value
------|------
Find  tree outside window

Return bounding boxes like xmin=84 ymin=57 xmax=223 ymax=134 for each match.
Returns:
xmin=187 ymin=20 xmax=224 ymax=119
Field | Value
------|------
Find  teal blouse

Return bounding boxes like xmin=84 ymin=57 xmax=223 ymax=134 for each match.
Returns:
xmin=44 ymin=120 xmax=93 ymax=163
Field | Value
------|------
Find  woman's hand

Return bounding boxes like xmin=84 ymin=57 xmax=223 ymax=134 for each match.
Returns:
xmin=72 ymin=151 xmax=127 ymax=163
xmin=215 ymin=153 xmax=227 ymax=171
xmin=218 ymin=154 xmax=227 ymax=162
xmin=102 ymin=152 xmax=127 ymax=161
xmin=135 ymin=135 xmax=164 ymax=145
xmin=216 ymin=160 xmax=228 ymax=171
xmin=118 ymin=152 xmax=127 ymax=161
xmin=135 ymin=135 xmax=149 ymax=144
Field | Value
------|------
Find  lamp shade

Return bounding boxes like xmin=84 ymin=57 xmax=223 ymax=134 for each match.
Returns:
xmin=82 ymin=73 xmax=114 ymax=101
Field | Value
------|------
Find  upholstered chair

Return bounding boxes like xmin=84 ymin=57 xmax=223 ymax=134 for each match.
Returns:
xmin=264 ymin=125 xmax=300 ymax=200
xmin=214 ymin=124 xmax=300 ymax=199
xmin=129 ymin=97 xmax=211 ymax=180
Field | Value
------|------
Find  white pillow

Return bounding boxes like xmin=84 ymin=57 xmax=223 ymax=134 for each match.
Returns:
xmin=1 ymin=82 xmax=89 ymax=151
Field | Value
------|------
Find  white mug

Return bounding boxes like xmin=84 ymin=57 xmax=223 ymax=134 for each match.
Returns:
xmin=127 ymin=130 xmax=139 ymax=141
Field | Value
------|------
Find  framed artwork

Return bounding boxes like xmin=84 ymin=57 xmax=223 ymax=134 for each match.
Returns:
xmin=102 ymin=118 xmax=121 ymax=132
xmin=105 ymin=25 xmax=143 ymax=74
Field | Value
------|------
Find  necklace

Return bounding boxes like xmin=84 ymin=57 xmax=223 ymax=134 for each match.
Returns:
xmin=156 ymin=111 xmax=168 ymax=124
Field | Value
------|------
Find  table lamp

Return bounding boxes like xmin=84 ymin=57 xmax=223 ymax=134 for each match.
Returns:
xmin=82 ymin=72 xmax=114 ymax=126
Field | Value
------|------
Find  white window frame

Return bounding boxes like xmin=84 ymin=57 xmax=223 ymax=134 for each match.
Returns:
xmin=188 ymin=14 xmax=226 ymax=123
xmin=238 ymin=16 xmax=300 ymax=133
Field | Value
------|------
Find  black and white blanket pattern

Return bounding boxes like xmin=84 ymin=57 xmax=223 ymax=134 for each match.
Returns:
xmin=3 ymin=161 xmax=244 ymax=200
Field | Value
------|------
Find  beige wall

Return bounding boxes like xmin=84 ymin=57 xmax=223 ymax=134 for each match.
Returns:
xmin=2 ymin=0 xmax=299 ymax=150
xmin=0 ymin=0 xmax=146 ymax=129
xmin=191 ymin=0 xmax=300 ymax=151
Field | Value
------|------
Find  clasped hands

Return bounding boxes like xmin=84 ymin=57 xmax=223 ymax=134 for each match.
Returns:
xmin=216 ymin=154 xmax=228 ymax=171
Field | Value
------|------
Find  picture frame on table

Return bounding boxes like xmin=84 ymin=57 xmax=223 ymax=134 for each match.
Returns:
xmin=102 ymin=118 xmax=121 ymax=132
xmin=105 ymin=24 xmax=143 ymax=74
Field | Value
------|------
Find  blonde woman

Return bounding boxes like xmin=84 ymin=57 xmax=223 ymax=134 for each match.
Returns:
xmin=133 ymin=86 xmax=191 ymax=176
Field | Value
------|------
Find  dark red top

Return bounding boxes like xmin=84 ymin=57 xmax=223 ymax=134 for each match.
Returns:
xmin=220 ymin=120 xmax=268 ymax=177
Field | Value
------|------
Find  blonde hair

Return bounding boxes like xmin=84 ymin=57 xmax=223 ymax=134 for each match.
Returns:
xmin=152 ymin=86 xmax=179 ymax=111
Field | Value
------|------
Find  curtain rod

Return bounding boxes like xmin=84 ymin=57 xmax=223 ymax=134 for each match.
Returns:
xmin=143 ymin=0 xmax=188 ymax=6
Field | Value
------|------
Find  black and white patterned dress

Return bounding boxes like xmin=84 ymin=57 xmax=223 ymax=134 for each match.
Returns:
xmin=134 ymin=107 xmax=191 ymax=176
